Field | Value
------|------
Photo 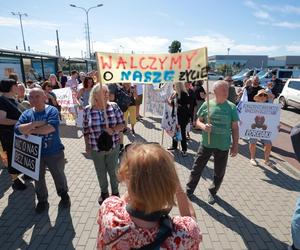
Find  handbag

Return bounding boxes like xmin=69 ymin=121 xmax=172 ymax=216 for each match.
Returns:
xmin=97 ymin=130 xmax=113 ymax=152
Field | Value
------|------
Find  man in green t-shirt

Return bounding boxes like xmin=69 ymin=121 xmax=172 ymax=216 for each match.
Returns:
xmin=186 ymin=80 xmax=239 ymax=204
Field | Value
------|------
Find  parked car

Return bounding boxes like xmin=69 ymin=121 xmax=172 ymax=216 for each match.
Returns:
xmin=208 ymin=72 xmax=224 ymax=80
xmin=259 ymin=69 xmax=300 ymax=88
xmin=279 ymin=79 xmax=300 ymax=110
xmin=232 ymin=69 xmax=261 ymax=86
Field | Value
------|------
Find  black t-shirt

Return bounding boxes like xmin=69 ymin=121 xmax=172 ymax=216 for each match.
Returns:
xmin=177 ymin=91 xmax=190 ymax=125
xmin=246 ymin=85 xmax=263 ymax=102
xmin=194 ymin=85 xmax=206 ymax=101
xmin=0 ymin=96 xmax=22 ymax=132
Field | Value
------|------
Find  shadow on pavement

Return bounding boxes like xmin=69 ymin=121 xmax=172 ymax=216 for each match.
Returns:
xmin=139 ymin=119 xmax=161 ymax=131
xmin=125 ymin=132 xmax=147 ymax=143
xmin=257 ymin=165 xmax=300 ymax=192
xmin=193 ymin=196 xmax=288 ymax=250
xmin=0 ymin=168 xmax=10 ymax=200
xmin=0 ymin=184 xmax=75 ymax=249
xmin=146 ymin=116 xmax=162 ymax=124
xmin=60 ymin=125 xmax=82 ymax=139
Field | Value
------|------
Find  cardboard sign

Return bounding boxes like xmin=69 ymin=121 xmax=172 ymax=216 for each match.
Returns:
xmin=12 ymin=134 xmax=42 ymax=181
xmin=239 ymin=102 xmax=281 ymax=141
xmin=52 ymin=87 xmax=77 ymax=108
xmin=145 ymin=84 xmax=172 ymax=116
xmin=96 ymin=48 xmax=208 ymax=84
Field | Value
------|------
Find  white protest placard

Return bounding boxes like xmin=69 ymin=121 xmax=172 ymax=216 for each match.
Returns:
xmin=239 ymin=102 xmax=281 ymax=141
xmin=145 ymin=84 xmax=171 ymax=116
xmin=52 ymin=87 xmax=75 ymax=107
xmin=12 ymin=134 xmax=42 ymax=181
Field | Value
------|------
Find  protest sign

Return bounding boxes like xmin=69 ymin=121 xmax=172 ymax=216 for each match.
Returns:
xmin=161 ymin=84 xmax=178 ymax=137
xmin=53 ymin=87 xmax=78 ymax=123
xmin=145 ymin=83 xmax=172 ymax=116
xmin=12 ymin=134 xmax=42 ymax=181
xmin=52 ymin=87 xmax=75 ymax=107
xmin=239 ymin=102 xmax=281 ymax=141
xmin=96 ymin=48 xmax=208 ymax=84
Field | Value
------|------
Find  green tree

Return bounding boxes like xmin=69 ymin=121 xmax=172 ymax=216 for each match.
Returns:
xmin=168 ymin=40 xmax=182 ymax=53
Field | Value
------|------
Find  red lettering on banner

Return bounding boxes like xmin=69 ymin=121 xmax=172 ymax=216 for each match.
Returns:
xmin=170 ymin=56 xmax=182 ymax=70
xmin=149 ymin=57 xmax=157 ymax=70
xmin=139 ymin=57 xmax=149 ymax=70
xmin=116 ymin=57 xmax=127 ymax=69
xmin=130 ymin=56 xmax=138 ymax=69
xmin=100 ymin=56 xmax=112 ymax=70
xmin=158 ymin=56 xmax=168 ymax=70
xmin=186 ymin=51 xmax=198 ymax=69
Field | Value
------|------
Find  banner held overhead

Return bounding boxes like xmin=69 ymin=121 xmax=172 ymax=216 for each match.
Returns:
xmin=96 ymin=48 xmax=208 ymax=84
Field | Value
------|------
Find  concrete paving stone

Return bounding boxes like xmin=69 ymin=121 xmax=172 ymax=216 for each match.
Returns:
xmin=77 ymin=230 xmax=91 ymax=246
xmin=218 ymin=234 xmax=232 ymax=249
xmin=85 ymin=238 xmax=96 ymax=250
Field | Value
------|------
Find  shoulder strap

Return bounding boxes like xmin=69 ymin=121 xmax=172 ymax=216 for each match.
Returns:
xmin=133 ymin=216 xmax=173 ymax=250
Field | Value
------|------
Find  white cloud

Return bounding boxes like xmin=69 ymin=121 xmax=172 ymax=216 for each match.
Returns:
xmin=183 ymin=34 xmax=280 ymax=55
xmin=261 ymin=4 xmax=300 ymax=15
xmin=0 ymin=16 xmax=58 ymax=29
xmin=273 ymin=21 xmax=300 ymax=29
xmin=154 ymin=11 xmax=169 ymax=18
xmin=286 ymin=43 xmax=300 ymax=53
xmin=253 ymin=10 xmax=271 ymax=20
xmin=244 ymin=0 xmax=256 ymax=9
xmin=43 ymin=36 xmax=170 ymax=57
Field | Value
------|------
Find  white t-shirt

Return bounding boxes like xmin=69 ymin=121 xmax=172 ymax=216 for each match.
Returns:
xmin=135 ymin=84 xmax=143 ymax=95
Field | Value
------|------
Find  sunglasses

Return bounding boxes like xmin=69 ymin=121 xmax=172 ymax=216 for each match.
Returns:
xmin=47 ymin=85 xmax=53 ymax=88
xmin=258 ymin=93 xmax=268 ymax=97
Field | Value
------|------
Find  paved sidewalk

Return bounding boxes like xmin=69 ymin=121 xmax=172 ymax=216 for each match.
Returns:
xmin=0 ymin=115 xmax=299 ymax=249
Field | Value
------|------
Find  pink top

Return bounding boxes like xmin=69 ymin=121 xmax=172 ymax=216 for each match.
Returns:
xmin=97 ymin=196 xmax=202 ymax=249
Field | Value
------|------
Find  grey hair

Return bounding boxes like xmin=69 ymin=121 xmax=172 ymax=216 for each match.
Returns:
xmin=88 ymin=83 xmax=108 ymax=107
xmin=213 ymin=80 xmax=229 ymax=92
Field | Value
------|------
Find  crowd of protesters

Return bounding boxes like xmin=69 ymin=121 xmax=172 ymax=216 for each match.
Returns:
xmin=0 ymin=68 xmax=299 ymax=249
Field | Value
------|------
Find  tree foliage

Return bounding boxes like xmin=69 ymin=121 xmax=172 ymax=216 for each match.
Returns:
xmin=168 ymin=40 xmax=182 ymax=53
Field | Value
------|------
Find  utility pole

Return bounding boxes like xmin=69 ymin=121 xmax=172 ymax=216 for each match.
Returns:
xmin=11 ymin=12 xmax=28 ymax=51
xmin=56 ymin=30 xmax=61 ymax=57
xmin=70 ymin=3 xmax=103 ymax=59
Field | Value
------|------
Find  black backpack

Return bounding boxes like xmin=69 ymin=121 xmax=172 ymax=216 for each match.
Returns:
xmin=115 ymin=87 xmax=132 ymax=112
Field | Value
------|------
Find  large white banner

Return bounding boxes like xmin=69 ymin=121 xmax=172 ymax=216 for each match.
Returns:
xmin=239 ymin=102 xmax=281 ymax=141
xmin=96 ymin=48 xmax=208 ymax=84
xmin=12 ymin=134 xmax=42 ymax=181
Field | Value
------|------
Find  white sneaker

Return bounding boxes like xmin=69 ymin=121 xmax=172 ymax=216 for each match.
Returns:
xmin=250 ymin=159 xmax=258 ymax=166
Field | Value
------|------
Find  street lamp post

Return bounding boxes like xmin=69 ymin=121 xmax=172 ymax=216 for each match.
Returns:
xmin=70 ymin=3 xmax=103 ymax=59
xmin=11 ymin=12 xmax=28 ymax=51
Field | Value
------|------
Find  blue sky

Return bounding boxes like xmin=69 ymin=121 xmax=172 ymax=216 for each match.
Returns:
xmin=1 ymin=0 xmax=300 ymax=58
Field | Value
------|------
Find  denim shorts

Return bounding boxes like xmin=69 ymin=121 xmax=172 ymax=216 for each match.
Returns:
xmin=249 ymin=138 xmax=272 ymax=145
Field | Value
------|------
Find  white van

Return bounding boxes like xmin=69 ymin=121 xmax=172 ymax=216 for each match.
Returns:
xmin=259 ymin=69 xmax=300 ymax=87
xmin=279 ymin=79 xmax=300 ymax=110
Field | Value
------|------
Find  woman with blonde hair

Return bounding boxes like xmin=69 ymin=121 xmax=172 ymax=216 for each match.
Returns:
xmin=97 ymin=143 xmax=202 ymax=249
xmin=168 ymin=82 xmax=190 ymax=156
xmin=83 ymin=84 xmax=125 ymax=204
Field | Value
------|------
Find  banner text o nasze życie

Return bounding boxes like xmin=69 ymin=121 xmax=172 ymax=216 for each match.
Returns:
xmin=96 ymin=48 xmax=208 ymax=84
